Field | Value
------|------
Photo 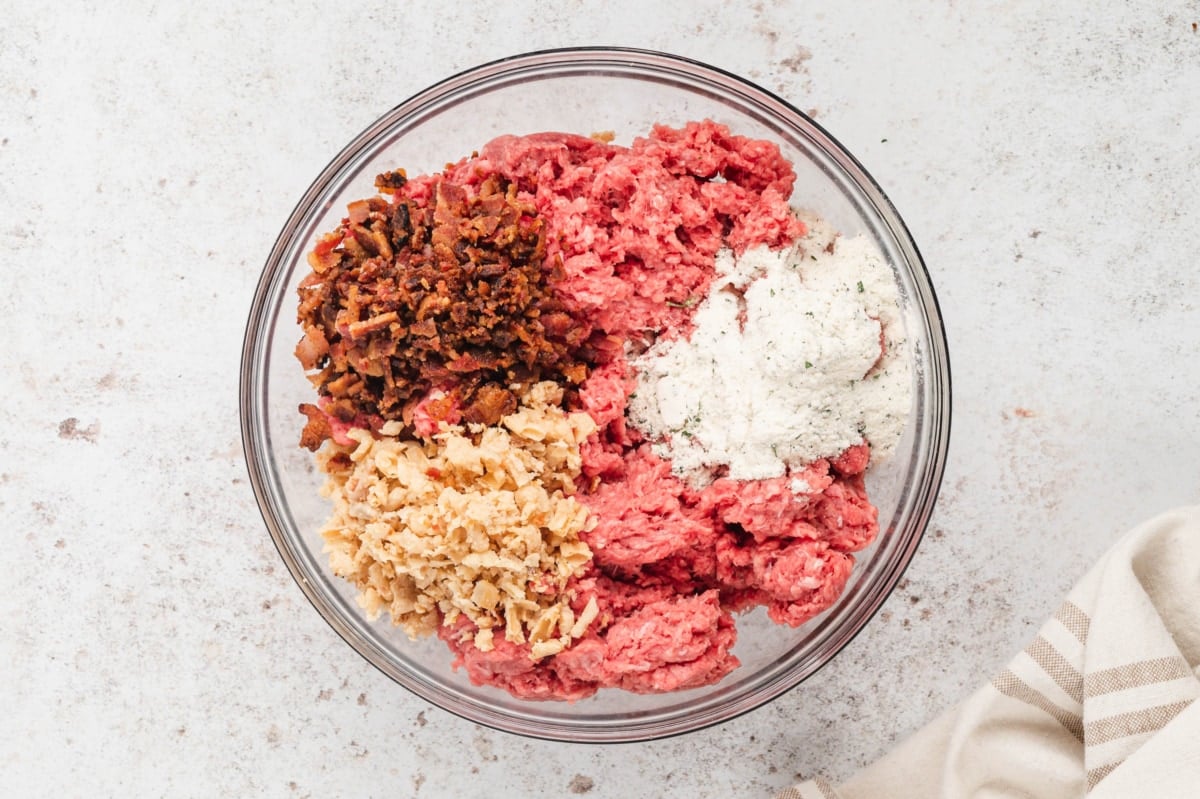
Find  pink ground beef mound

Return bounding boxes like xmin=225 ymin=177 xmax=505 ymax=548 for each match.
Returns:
xmin=433 ymin=121 xmax=803 ymax=343
xmin=421 ymin=121 xmax=881 ymax=699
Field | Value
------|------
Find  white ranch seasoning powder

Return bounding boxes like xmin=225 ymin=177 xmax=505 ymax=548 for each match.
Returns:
xmin=626 ymin=214 xmax=911 ymax=485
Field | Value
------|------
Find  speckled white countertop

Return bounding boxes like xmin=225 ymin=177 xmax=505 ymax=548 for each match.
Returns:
xmin=4 ymin=2 xmax=1199 ymax=796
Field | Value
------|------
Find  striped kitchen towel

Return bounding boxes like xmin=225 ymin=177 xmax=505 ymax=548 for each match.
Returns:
xmin=777 ymin=506 xmax=1200 ymax=798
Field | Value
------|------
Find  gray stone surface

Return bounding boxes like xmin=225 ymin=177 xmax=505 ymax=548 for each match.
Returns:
xmin=3 ymin=1 xmax=1199 ymax=795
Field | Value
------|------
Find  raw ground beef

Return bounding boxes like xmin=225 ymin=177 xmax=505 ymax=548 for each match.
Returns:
xmin=442 ymin=586 xmax=738 ymax=700
xmin=300 ymin=119 xmax=894 ymax=700
xmin=418 ymin=122 xmax=883 ymax=699
xmin=437 ymin=121 xmax=803 ymax=344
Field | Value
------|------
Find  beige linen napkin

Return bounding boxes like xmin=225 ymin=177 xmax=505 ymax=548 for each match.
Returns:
xmin=777 ymin=506 xmax=1200 ymax=798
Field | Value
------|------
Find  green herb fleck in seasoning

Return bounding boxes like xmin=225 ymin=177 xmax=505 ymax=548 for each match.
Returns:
xmin=856 ymin=280 xmax=865 ymax=293
xmin=666 ymin=296 xmax=700 ymax=309
xmin=676 ymin=411 xmax=703 ymax=440
xmin=804 ymin=360 xmax=813 ymax=369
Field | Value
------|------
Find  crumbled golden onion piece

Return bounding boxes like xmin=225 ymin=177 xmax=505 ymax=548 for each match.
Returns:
xmin=317 ymin=383 xmax=598 ymax=657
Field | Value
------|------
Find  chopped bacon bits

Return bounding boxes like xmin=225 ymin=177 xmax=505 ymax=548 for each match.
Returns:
xmin=295 ymin=173 xmax=590 ymax=445
xmin=297 ymin=403 xmax=333 ymax=451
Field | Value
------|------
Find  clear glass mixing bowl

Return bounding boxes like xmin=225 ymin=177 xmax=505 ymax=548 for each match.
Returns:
xmin=240 ymin=47 xmax=951 ymax=742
